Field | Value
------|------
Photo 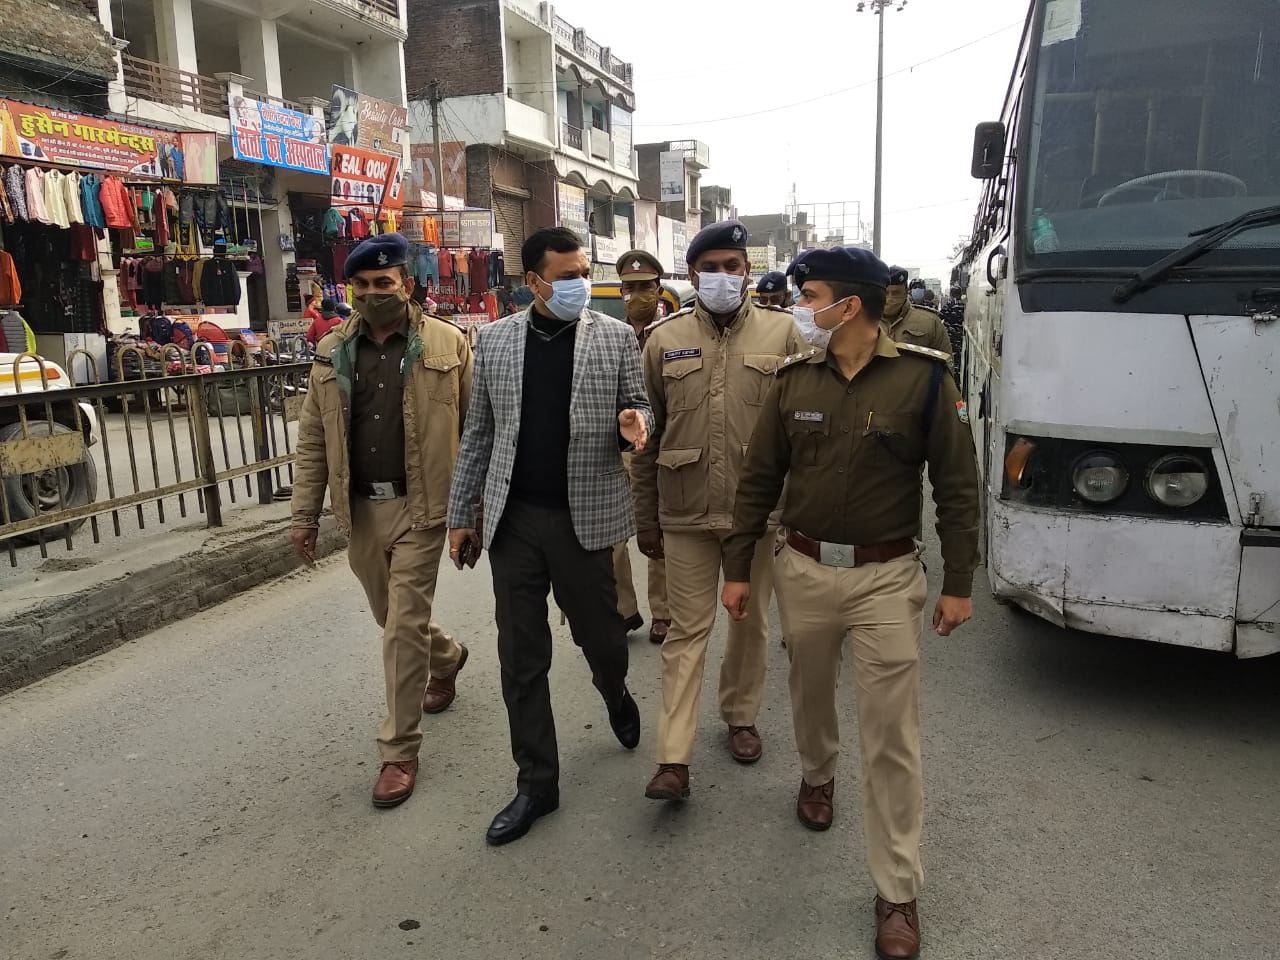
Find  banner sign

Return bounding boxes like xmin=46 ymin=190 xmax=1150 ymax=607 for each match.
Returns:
xmin=0 ymin=99 xmax=181 ymax=176
xmin=229 ymin=95 xmax=328 ymax=175
xmin=593 ymin=234 xmax=623 ymax=265
xmin=409 ymin=140 xmax=467 ymax=206
xmin=328 ymin=85 xmax=408 ymax=156
xmin=659 ymin=151 xmax=685 ymax=203
xmin=671 ymin=221 xmax=689 ymax=275
xmin=331 ymin=144 xmax=403 ymax=210
xmin=439 ymin=210 xmax=493 ymax=248
xmin=557 ymin=182 xmax=590 ymax=246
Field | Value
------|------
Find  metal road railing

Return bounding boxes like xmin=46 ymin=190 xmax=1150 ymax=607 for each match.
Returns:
xmin=0 ymin=345 xmax=312 ymax=568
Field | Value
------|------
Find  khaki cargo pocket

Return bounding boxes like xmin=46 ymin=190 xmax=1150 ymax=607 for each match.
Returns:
xmin=422 ymin=354 xmax=460 ymax=403
xmin=656 ymin=446 xmax=707 ymax=517
xmin=742 ymin=354 xmax=781 ymax=406
xmin=661 ymin=356 xmax=706 ymax=413
xmin=785 ymin=417 xmax=830 ymax=467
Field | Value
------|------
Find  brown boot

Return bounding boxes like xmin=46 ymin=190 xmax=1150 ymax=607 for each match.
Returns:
xmin=372 ymin=758 xmax=418 ymax=808
xmin=796 ymin=777 xmax=834 ymax=831
xmin=728 ymin=724 xmax=762 ymax=763
xmin=644 ymin=764 xmax=690 ymax=801
xmin=422 ymin=644 xmax=469 ymax=715
xmin=874 ymin=897 xmax=921 ymax=960
xmin=648 ymin=619 xmax=670 ymax=644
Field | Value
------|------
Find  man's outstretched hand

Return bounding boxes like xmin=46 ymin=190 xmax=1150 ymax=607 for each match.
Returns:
xmin=619 ymin=409 xmax=648 ymax=452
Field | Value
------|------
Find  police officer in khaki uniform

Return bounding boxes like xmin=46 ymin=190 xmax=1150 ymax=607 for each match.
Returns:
xmin=754 ymin=270 xmax=790 ymax=308
xmin=291 ymin=233 xmax=473 ymax=809
xmin=633 ymin=220 xmax=804 ymax=802
xmin=722 ymin=248 xmax=979 ymax=960
xmin=611 ymin=249 xmax=671 ymax=644
xmin=883 ymin=265 xmax=951 ymax=357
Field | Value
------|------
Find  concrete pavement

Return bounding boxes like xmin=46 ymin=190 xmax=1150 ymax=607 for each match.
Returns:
xmin=2 ymin=537 xmax=1277 ymax=960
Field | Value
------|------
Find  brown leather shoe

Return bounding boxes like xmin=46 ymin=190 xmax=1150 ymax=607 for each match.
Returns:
xmin=648 ymin=619 xmax=670 ymax=644
xmin=728 ymin=724 xmax=762 ymax=763
xmin=644 ymin=764 xmax=690 ymax=801
xmin=874 ymin=897 xmax=921 ymax=960
xmin=372 ymin=758 xmax=418 ymax=808
xmin=422 ymin=644 xmax=469 ymax=715
xmin=796 ymin=777 xmax=834 ymax=830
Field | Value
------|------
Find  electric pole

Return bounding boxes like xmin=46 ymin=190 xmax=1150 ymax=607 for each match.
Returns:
xmin=429 ymin=79 xmax=445 ymax=214
xmin=856 ymin=0 xmax=909 ymax=257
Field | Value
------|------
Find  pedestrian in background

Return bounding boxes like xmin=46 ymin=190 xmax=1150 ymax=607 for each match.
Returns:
xmin=883 ymin=266 xmax=952 ymax=357
xmin=633 ymin=220 xmax=804 ymax=803
xmin=446 ymin=226 xmax=653 ymax=847
xmin=291 ymin=233 xmax=473 ymax=809
xmin=305 ymin=298 xmax=342 ymax=345
xmin=754 ymin=270 xmax=790 ymax=308
xmin=611 ymin=248 xmax=671 ymax=645
xmin=723 ymin=247 xmax=979 ymax=960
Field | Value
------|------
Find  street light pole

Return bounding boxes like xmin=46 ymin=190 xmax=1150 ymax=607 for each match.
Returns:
xmin=857 ymin=0 xmax=907 ymax=257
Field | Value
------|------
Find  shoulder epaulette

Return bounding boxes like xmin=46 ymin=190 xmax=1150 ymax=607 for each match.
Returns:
xmin=666 ymin=306 xmax=696 ymax=321
xmin=914 ymin=303 xmax=940 ymax=315
xmin=895 ymin=341 xmax=952 ymax=362
xmin=757 ymin=303 xmax=793 ymax=314
xmin=777 ymin=347 xmax=821 ymax=373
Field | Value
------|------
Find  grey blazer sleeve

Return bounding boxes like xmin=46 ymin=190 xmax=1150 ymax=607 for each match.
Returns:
xmin=615 ymin=324 xmax=654 ymax=443
xmin=447 ymin=324 xmax=496 ymax=529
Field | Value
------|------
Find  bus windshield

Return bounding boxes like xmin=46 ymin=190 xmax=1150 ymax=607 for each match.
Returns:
xmin=1024 ymin=0 xmax=1280 ymax=263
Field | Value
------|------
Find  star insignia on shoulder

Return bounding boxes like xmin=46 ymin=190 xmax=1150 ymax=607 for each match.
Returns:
xmin=777 ymin=347 xmax=819 ymax=373
xmin=895 ymin=341 xmax=952 ymax=362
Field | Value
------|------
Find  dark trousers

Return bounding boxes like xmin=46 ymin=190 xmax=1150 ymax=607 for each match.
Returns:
xmin=488 ymin=498 xmax=630 ymax=794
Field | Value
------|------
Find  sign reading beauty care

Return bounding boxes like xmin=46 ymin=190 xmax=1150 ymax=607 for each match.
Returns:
xmin=229 ymin=94 xmax=328 ymax=175
xmin=0 ymin=99 xmax=180 ymax=175
xmin=331 ymin=145 xmax=403 ymax=211
xmin=327 ymin=85 xmax=408 ymax=156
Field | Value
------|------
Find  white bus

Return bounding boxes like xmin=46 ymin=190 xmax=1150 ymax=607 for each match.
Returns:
xmin=957 ymin=0 xmax=1280 ymax=657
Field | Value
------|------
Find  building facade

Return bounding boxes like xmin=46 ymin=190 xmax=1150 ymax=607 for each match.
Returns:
xmin=405 ymin=0 xmax=639 ymax=282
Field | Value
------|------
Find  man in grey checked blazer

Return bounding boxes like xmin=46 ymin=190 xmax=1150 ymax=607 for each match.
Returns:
xmin=447 ymin=226 xmax=655 ymax=847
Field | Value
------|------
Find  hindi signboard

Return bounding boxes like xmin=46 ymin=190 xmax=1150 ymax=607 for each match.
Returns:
xmin=440 ymin=210 xmax=493 ymax=248
xmin=557 ymin=182 xmax=590 ymax=246
xmin=331 ymin=144 xmax=403 ymax=210
xmin=229 ymin=94 xmax=328 ymax=175
xmin=659 ymin=151 xmax=685 ymax=203
xmin=0 ymin=99 xmax=180 ymax=176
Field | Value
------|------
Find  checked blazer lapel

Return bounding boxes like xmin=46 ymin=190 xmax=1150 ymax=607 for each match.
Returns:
xmin=569 ymin=312 xmax=597 ymax=411
xmin=508 ymin=310 xmax=530 ymax=426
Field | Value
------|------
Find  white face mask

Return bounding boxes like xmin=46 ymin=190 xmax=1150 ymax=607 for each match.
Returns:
xmin=791 ymin=297 xmax=852 ymax=349
xmin=695 ymin=272 xmax=745 ymax=314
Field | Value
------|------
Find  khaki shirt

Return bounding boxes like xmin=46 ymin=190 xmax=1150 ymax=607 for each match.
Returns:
xmin=885 ymin=303 xmax=952 ymax=356
xmin=632 ymin=296 xmax=804 ymax=532
xmin=350 ymin=324 xmax=409 ymax=485
xmin=291 ymin=301 xmax=473 ymax=537
xmin=724 ymin=329 xmax=980 ymax=596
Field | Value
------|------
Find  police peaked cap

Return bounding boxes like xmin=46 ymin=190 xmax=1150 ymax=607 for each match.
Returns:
xmin=685 ymin=219 xmax=749 ymax=266
xmin=887 ymin=264 xmax=910 ymax=286
xmin=345 ymin=232 xmax=410 ymax=278
xmin=787 ymin=247 xmax=890 ymax=289
xmin=756 ymin=270 xmax=787 ymax=294
xmin=617 ymin=249 xmax=664 ymax=281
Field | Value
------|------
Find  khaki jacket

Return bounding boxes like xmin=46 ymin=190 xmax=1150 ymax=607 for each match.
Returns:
xmin=885 ymin=303 xmax=952 ymax=356
xmin=633 ymin=296 xmax=804 ymax=532
xmin=291 ymin=301 xmax=473 ymax=536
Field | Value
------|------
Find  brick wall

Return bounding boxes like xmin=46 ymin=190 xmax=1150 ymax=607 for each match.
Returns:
xmin=405 ymin=0 xmax=504 ymax=101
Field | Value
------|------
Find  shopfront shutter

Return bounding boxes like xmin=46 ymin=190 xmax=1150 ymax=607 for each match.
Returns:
xmin=493 ymin=192 xmax=526 ymax=278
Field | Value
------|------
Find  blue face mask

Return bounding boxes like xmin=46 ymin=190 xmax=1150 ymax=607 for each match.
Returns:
xmin=537 ymin=275 xmax=593 ymax=321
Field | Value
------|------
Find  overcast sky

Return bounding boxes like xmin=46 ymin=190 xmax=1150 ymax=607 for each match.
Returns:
xmin=551 ymin=0 xmax=1031 ymax=281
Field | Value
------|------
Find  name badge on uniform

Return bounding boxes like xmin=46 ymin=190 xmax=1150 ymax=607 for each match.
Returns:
xmin=793 ymin=411 xmax=825 ymax=423
xmin=663 ymin=348 xmax=702 ymax=361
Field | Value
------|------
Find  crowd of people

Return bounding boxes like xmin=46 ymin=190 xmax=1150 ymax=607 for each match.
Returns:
xmin=290 ymin=222 xmax=979 ymax=960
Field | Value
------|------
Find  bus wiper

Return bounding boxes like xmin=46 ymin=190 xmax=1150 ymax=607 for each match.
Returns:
xmin=1112 ymin=204 xmax=1280 ymax=303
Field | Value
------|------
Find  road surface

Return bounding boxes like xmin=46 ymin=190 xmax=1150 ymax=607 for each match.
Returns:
xmin=2 ymin=536 xmax=1277 ymax=960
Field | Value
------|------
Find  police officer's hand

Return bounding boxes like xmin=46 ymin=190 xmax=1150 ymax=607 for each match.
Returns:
xmin=722 ymin=581 xmax=751 ymax=622
xmin=291 ymin=527 xmax=318 ymax=565
xmin=618 ymin=409 xmax=648 ymax=452
xmin=932 ymin=595 xmax=972 ymax=636
xmin=448 ymin=527 xmax=481 ymax=570
xmin=637 ymin=528 xmax=664 ymax=560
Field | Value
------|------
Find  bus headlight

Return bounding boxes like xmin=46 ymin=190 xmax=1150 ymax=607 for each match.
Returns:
xmin=1071 ymin=450 xmax=1129 ymax=504
xmin=1146 ymin=454 xmax=1209 ymax=508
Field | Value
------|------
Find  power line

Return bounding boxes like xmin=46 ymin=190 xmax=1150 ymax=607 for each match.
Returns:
xmin=635 ymin=19 xmax=1023 ymax=129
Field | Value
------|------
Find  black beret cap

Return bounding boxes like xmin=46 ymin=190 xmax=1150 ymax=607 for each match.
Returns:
xmin=345 ymin=232 xmax=410 ymax=278
xmin=756 ymin=270 xmax=787 ymax=294
xmin=685 ymin=219 xmax=749 ymax=267
xmin=887 ymin=264 xmax=910 ymax=286
xmin=787 ymin=247 xmax=890 ymax=289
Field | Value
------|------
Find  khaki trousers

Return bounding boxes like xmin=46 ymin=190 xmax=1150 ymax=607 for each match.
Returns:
xmin=348 ymin=496 xmax=463 ymax=763
xmin=773 ymin=543 xmax=928 ymax=903
xmin=656 ymin=527 xmax=775 ymax=765
xmin=612 ymin=541 xmax=669 ymax=621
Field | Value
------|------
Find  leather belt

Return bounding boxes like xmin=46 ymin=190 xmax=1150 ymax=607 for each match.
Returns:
xmin=786 ymin=531 xmax=915 ymax=568
xmin=354 ymin=480 xmax=407 ymax=501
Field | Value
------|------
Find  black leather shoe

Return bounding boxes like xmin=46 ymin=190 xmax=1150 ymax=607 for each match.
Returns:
xmin=485 ymin=791 xmax=560 ymax=846
xmin=623 ymin=613 xmax=644 ymax=633
xmin=605 ymin=686 xmax=641 ymax=750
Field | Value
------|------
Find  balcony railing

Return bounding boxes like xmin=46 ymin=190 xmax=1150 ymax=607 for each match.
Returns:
xmin=121 ymin=54 xmax=228 ymax=118
xmin=244 ymin=89 xmax=310 ymax=115
xmin=561 ymin=122 xmax=583 ymax=151
xmin=354 ymin=0 xmax=399 ymax=18
xmin=552 ymin=15 xmax=633 ymax=87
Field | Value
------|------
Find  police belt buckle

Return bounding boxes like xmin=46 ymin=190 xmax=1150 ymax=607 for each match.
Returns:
xmin=366 ymin=481 xmax=400 ymax=501
xmin=818 ymin=540 xmax=859 ymax=568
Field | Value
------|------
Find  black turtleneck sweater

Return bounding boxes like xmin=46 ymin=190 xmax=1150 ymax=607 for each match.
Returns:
xmin=509 ymin=310 xmax=576 ymax=508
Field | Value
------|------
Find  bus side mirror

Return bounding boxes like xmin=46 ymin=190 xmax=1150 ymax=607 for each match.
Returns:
xmin=971 ymin=122 xmax=1006 ymax=180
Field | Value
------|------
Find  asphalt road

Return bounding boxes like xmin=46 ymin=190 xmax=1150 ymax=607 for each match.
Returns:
xmin=2 ymin=533 xmax=1277 ymax=960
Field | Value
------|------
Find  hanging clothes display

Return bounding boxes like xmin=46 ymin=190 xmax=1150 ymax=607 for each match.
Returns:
xmin=25 ymin=167 xmax=49 ymax=224
xmin=200 ymin=257 xmax=241 ymax=307
xmin=4 ymin=165 xmax=28 ymax=222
